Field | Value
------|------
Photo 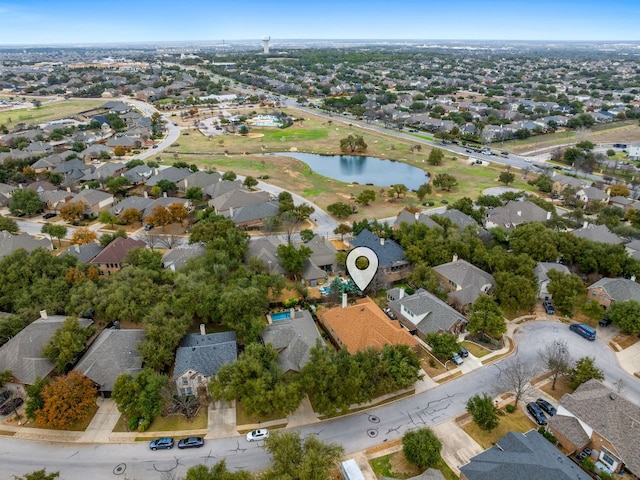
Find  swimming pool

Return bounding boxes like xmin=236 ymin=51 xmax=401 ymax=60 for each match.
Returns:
xmin=271 ymin=311 xmax=291 ymax=321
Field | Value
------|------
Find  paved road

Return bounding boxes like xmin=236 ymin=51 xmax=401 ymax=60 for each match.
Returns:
xmin=2 ymin=320 xmax=637 ymax=479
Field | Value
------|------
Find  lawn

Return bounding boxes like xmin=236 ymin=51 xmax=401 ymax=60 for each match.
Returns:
xmin=116 ymin=408 xmax=208 ymax=434
xmin=539 ymin=376 xmax=574 ymax=401
xmin=0 ymin=99 xmax=105 ymax=127
xmin=461 ymin=341 xmax=490 ymax=358
xmin=370 ymin=451 xmax=458 ymax=480
xmin=236 ymin=400 xmax=286 ymax=427
xmin=461 ymin=407 xmax=538 ymax=449
xmin=417 ymin=347 xmax=447 ymax=378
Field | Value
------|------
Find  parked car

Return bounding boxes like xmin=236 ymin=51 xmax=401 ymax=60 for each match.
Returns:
xmin=569 ymin=323 xmax=596 ymax=341
xmin=459 ymin=345 xmax=469 ymax=358
xmin=42 ymin=212 xmax=56 ymax=219
xmin=246 ymin=429 xmax=270 ymax=442
xmin=149 ymin=437 xmax=174 ymax=450
xmin=543 ymin=300 xmax=555 ymax=315
xmin=144 ymin=224 xmax=154 ymax=231
xmin=526 ymin=402 xmax=547 ymax=425
xmin=383 ymin=307 xmax=396 ymax=320
xmin=0 ymin=397 xmax=23 ymax=416
xmin=0 ymin=390 xmax=11 ymax=407
xmin=599 ymin=317 xmax=612 ymax=327
xmin=535 ymin=398 xmax=557 ymax=416
xmin=451 ymin=353 xmax=464 ymax=366
xmin=177 ymin=437 xmax=204 ymax=449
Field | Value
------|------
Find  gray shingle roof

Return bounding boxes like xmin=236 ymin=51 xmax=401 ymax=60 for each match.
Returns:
xmin=109 ymin=196 xmax=154 ymax=215
xmin=146 ymin=167 xmax=191 ymax=186
xmin=226 ymin=201 xmax=279 ymax=224
xmin=552 ymin=380 xmax=640 ymax=476
xmin=260 ymin=310 xmax=323 ymax=373
xmin=484 ymin=200 xmax=549 ymax=229
xmin=533 ymin=262 xmax=570 ymax=283
xmin=0 ymin=315 xmax=93 ymax=385
xmin=460 ymin=430 xmax=591 ymax=480
xmin=588 ymin=277 xmax=640 ymax=302
xmin=162 ymin=244 xmax=206 ymax=271
xmin=62 ymin=243 xmax=104 ymax=263
xmin=209 ymin=189 xmax=272 ymax=212
xmin=432 ymin=209 xmax=479 ymax=231
xmin=351 ymin=229 xmax=407 ymax=269
xmin=433 ymin=259 xmax=495 ymax=306
xmin=73 ymin=328 xmax=144 ymax=393
xmin=0 ymin=231 xmax=51 ymax=260
xmin=388 ymin=288 xmax=467 ymax=335
xmin=173 ymin=331 xmax=237 ymax=380
xmin=572 ymin=224 xmax=625 ymax=245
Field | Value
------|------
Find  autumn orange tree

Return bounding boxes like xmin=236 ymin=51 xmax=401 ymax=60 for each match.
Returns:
xmin=35 ymin=371 xmax=97 ymax=428
xmin=60 ymin=202 xmax=85 ymax=224
xmin=120 ymin=207 xmax=142 ymax=225
xmin=71 ymin=227 xmax=97 ymax=245
xmin=168 ymin=202 xmax=188 ymax=225
xmin=147 ymin=205 xmax=172 ymax=231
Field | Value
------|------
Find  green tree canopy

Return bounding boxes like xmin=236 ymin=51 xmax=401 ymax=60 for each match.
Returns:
xmin=9 ymin=188 xmax=43 ymax=216
xmin=43 ymin=317 xmax=94 ymax=373
xmin=467 ymin=295 xmax=506 ymax=339
xmin=0 ymin=214 xmax=18 ymax=233
xmin=402 ymin=428 xmax=443 ymax=469
xmin=466 ymin=393 xmax=499 ymax=431
xmin=339 ymin=134 xmax=367 ymax=153
xmin=112 ymin=368 xmax=168 ymax=431
xmin=432 ymin=173 xmax=458 ymax=191
xmin=184 ymin=461 xmax=254 ymax=480
xmin=424 ymin=332 xmax=460 ymax=361
xmin=608 ymin=299 xmax=640 ymax=334
xmin=427 ymin=148 xmax=445 ymax=165
xmin=570 ymin=356 xmax=604 ymax=390
xmin=276 ymin=243 xmax=312 ymax=280
xmin=547 ymin=270 xmax=586 ymax=316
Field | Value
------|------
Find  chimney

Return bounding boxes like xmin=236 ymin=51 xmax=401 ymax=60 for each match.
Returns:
xmin=380 ymin=237 xmax=385 ymax=246
xmin=517 ymin=210 xmax=522 ymax=217
xmin=415 ymin=212 xmax=420 ymax=220
xmin=631 ymin=275 xmax=637 ymax=282
xmin=452 ymin=254 xmax=458 ymax=262
xmin=342 ymin=293 xmax=348 ymax=309
xmin=583 ymin=221 xmax=588 ymax=229
xmin=546 ymin=211 xmax=551 ymax=220
xmin=74 ymin=244 xmax=80 ymax=253
xmin=163 ymin=191 xmax=167 ymax=198
xmin=229 ymin=206 xmax=234 ymax=218
xmin=40 ymin=309 xmax=48 ymax=319
xmin=398 ymin=288 xmax=405 ymax=300
xmin=66 ymin=187 xmax=71 ymax=193
xmin=184 ymin=178 xmax=188 ymax=188
xmin=143 ymin=191 xmax=148 ymax=198
xmin=199 ymin=324 xmax=206 ymax=336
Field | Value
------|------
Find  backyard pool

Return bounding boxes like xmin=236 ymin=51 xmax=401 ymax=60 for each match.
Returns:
xmin=271 ymin=311 xmax=292 ymax=321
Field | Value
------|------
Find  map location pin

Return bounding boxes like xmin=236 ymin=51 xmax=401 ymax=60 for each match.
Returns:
xmin=346 ymin=246 xmax=379 ymax=292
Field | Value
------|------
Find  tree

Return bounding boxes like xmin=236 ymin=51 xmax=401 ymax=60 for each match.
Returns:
xmin=339 ymin=134 xmax=367 ymax=153
xmin=113 ymin=146 xmax=126 ymax=157
xmin=608 ymin=300 xmax=640 ymax=334
xmin=609 ymin=184 xmax=630 ymax=197
xmin=424 ymin=332 xmax=460 ymax=361
xmin=498 ymin=171 xmax=515 ymax=185
xmin=333 ymin=223 xmax=352 ymax=240
xmin=184 ymin=461 xmax=254 ymax=480
xmin=467 ymin=295 xmax=506 ymax=339
xmin=60 ymin=202 xmax=85 ymax=224
xmin=496 ymin=359 xmax=538 ymax=406
xmin=432 ymin=173 xmax=458 ymax=191
xmin=547 ymin=270 xmax=586 ymax=316
xmin=427 ymin=148 xmax=445 ymax=165
xmin=35 ymin=371 xmax=97 ymax=428
xmin=126 ymin=248 xmax=163 ymax=270
xmin=243 ymin=176 xmax=258 ymax=189
xmin=221 ymin=171 xmax=237 ymax=181
xmin=98 ymin=210 xmax=119 ymax=228
xmin=262 ymin=430 xmax=344 ymax=480
xmin=389 ymin=184 xmax=408 ymax=199
xmin=99 ymin=227 xmax=127 ymax=247
xmin=538 ymin=340 xmax=572 ymax=390
xmin=120 ymin=207 xmax=142 ymax=225
xmin=41 ymin=223 xmax=67 ymax=247
xmin=570 ymin=356 xmax=604 ymax=389
xmin=9 ymin=188 xmax=43 ymax=216
xmin=466 ymin=393 xmax=499 ymax=431
xmin=12 ymin=469 xmax=60 ymax=480
xmin=43 ymin=317 xmax=94 ymax=373
xmin=0 ymin=214 xmax=18 ymax=232
xmin=402 ymin=428 xmax=442 ymax=469
xmin=300 ymin=229 xmax=315 ymax=243
xmin=416 ymin=182 xmax=432 ymax=201
xmin=493 ymin=271 xmax=537 ymax=314
xmin=156 ymin=179 xmax=177 ymax=195
xmin=112 ymin=368 xmax=168 ymax=431
xmin=147 ymin=205 xmax=172 ymax=231
xmin=277 ymin=243 xmax=312 ymax=280
xmin=25 ymin=377 xmax=48 ymax=420
xmin=71 ymin=228 xmax=97 ymax=245
xmin=185 ymin=186 xmax=203 ymax=200
xmin=327 ymin=202 xmax=353 ymax=219
xmin=168 ymin=202 xmax=188 ymax=224
xmin=355 ymin=189 xmax=376 ymax=205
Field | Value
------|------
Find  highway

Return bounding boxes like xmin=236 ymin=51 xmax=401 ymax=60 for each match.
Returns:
xmin=1 ymin=320 xmax=637 ymax=479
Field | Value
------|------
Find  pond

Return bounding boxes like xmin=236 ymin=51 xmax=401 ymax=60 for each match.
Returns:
xmin=266 ymin=152 xmax=429 ymax=190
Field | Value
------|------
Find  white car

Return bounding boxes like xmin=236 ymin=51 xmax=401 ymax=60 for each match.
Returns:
xmin=246 ymin=429 xmax=270 ymax=442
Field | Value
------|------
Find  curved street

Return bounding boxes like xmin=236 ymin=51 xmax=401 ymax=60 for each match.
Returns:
xmin=1 ymin=319 xmax=638 ymax=479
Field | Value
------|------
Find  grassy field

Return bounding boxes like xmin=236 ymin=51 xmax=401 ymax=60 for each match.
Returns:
xmin=163 ymin=113 xmax=537 ymax=219
xmin=0 ymin=99 xmax=105 ymax=127
xmin=461 ymin=407 xmax=538 ymax=449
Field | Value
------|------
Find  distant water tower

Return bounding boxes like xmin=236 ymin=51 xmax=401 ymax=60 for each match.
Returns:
xmin=262 ymin=35 xmax=270 ymax=54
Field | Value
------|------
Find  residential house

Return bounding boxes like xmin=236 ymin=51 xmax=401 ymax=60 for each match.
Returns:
xmin=628 ymin=142 xmax=640 ymax=161
xmin=551 ymin=173 xmax=589 ymax=195
xmin=109 ymin=196 xmax=154 ymax=217
xmin=301 ymin=234 xmax=338 ymax=285
xmin=31 ymin=152 xmax=71 ymax=173
xmin=62 ymin=242 xmax=104 ymax=263
xmin=203 ymin=179 xmax=244 ymax=199
xmin=608 ymin=195 xmax=636 ymax=212
xmin=432 ymin=209 xmax=480 ymax=232
xmin=122 ymin=164 xmax=154 ymax=185
xmin=350 ymin=229 xmax=411 ymax=285
xmin=73 ymin=327 xmax=144 ymax=397
xmin=387 ymin=287 xmax=468 ymax=339
xmin=548 ymin=380 xmax=640 ymax=477
xmin=80 ymin=162 xmax=127 ymax=184
xmin=392 ymin=209 xmax=440 ymax=230
xmin=576 ymin=186 xmax=609 ymax=208
xmin=0 ymin=183 xmax=16 ymax=206
xmin=173 ymin=329 xmax=237 ymax=396
xmin=106 ymin=135 xmax=139 ymax=151
xmin=0 ymin=312 xmax=93 ymax=388
xmin=38 ymin=189 xmax=74 ymax=212
xmin=0 ymin=231 xmax=51 ymax=259
xmin=141 ymin=197 xmax=190 ymax=222
xmin=587 ymin=277 xmax=640 ymax=308
xmin=572 ymin=223 xmax=626 ymax=245
xmin=625 ymin=239 xmax=640 ymax=261
xmin=162 ymin=243 xmax=206 ymax=271
xmin=318 ymin=296 xmax=418 ymax=354
xmin=246 ymin=236 xmax=285 ymax=275
xmin=225 ymin=200 xmax=280 ymax=230
xmin=54 ymin=158 xmax=94 ymax=185
xmin=459 ymin=430 xmax=591 ymax=480
xmin=26 ymin=180 xmax=57 ymax=194
xmin=80 ymin=144 xmax=113 ymax=161
xmin=533 ymin=262 xmax=570 ymax=299
xmin=208 ymin=188 xmax=272 ymax=214
xmin=146 ymin=167 xmax=191 ymax=187
xmin=101 ymin=100 xmax=131 ymax=114
xmin=484 ymin=200 xmax=550 ymax=230
xmin=90 ymin=236 xmax=147 ymax=275
xmin=179 ymin=171 xmax=222 ymax=193
xmin=433 ymin=256 xmax=495 ymax=311
xmin=260 ymin=310 xmax=323 ymax=374
xmin=73 ymin=188 xmax=115 ymax=216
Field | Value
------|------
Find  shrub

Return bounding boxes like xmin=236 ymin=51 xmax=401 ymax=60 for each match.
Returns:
xmin=505 ymin=404 xmax=515 ymax=413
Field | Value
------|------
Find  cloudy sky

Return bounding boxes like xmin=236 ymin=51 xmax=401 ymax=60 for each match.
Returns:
xmin=1 ymin=0 xmax=639 ymax=45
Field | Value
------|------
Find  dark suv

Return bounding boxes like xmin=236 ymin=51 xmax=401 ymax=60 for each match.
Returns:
xmin=543 ymin=300 xmax=555 ymax=315
xmin=526 ymin=402 xmax=547 ymax=425
xmin=0 ymin=390 xmax=11 ymax=407
xmin=535 ymin=398 xmax=557 ymax=416
xmin=599 ymin=317 xmax=612 ymax=327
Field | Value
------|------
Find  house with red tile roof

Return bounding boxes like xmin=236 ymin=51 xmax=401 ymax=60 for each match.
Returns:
xmin=318 ymin=296 xmax=418 ymax=354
